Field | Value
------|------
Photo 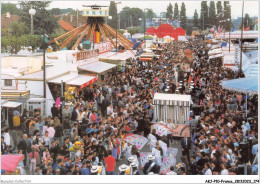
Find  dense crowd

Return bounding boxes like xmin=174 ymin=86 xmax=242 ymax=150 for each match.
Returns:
xmin=1 ymin=39 xmax=258 ymax=175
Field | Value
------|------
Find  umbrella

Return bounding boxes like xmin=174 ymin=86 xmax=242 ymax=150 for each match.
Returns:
xmin=123 ymin=134 xmax=148 ymax=150
xmin=1 ymin=155 xmax=24 ymax=172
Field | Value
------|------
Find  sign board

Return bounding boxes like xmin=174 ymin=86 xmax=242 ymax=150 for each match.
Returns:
xmin=172 ymin=124 xmax=190 ymax=137
xmin=82 ymin=9 xmax=109 ymax=17
xmin=76 ymin=49 xmax=99 ymax=61
xmin=94 ymin=42 xmax=113 ymax=54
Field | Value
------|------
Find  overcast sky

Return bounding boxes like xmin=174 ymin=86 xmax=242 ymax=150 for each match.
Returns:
xmin=48 ymin=0 xmax=259 ymax=19
xmin=3 ymin=0 xmax=259 ymax=19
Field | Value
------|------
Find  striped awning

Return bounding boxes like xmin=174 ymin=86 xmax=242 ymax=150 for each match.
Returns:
xmin=153 ymin=93 xmax=191 ymax=106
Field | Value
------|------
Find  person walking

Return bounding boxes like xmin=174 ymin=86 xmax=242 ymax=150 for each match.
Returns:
xmin=29 ymin=148 xmax=39 ymax=175
xmin=181 ymin=134 xmax=191 ymax=165
xmin=104 ymin=150 xmax=116 ymax=175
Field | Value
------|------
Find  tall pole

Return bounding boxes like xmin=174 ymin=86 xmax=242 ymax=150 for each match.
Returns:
xmin=116 ymin=8 xmax=118 ymax=53
xmin=203 ymin=12 xmax=204 ymax=33
xmin=239 ymin=1 xmax=244 ymax=78
xmin=42 ymin=3 xmax=46 ymax=99
xmin=30 ymin=5 xmax=34 ymax=35
xmin=229 ymin=20 xmax=231 ymax=52
xmin=115 ymin=2 xmax=121 ymax=54
xmin=144 ymin=9 xmax=146 ymax=48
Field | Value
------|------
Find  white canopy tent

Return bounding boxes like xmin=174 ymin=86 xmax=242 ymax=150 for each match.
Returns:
xmin=153 ymin=93 xmax=191 ymax=124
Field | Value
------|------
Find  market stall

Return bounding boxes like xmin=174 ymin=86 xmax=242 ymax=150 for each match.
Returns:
xmin=1 ymin=101 xmax=22 ymax=129
xmin=153 ymin=93 xmax=191 ymax=124
xmin=78 ymin=61 xmax=117 ymax=81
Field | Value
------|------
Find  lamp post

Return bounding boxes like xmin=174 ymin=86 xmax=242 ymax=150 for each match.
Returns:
xmin=239 ymin=1 xmax=244 ymax=78
xmin=41 ymin=3 xmax=46 ymax=100
xmin=29 ymin=5 xmax=36 ymax=35
xmin=159 ymin=12 xmax=163 ymax=40
xmin=143 ymin=8 xmax=148 ymax=48
xmin=115 ymin=2 xmax=121 ymax=54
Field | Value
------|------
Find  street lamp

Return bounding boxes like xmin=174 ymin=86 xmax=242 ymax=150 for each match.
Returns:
xmin=29 ymin=5 xmax=36 ymax=35
xmin=115 ymin=2 xmax=121 ymax=54
xmin=143 ymin=8 xmax=148 ymax=48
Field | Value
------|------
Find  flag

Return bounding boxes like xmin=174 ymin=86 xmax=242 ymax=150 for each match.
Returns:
xmin=218 ymin=27 xmax=223 ymax=32
xmin=244 ymin=26 xmax=250 ymax=31
xmin=232 ymin=27 xmax=236 ymax=32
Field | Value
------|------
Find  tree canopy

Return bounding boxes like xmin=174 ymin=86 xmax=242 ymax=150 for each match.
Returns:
xmin=19 ymin=1 xmax=58 ymax=35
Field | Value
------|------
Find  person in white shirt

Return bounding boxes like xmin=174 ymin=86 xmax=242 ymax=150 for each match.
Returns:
xmin=107 ymin=104 xmax=113 ymax=116
xmin=3 ymin=128 xmax=11 ymax=146
xmin=203 ymin=163 xmax=212 ymax=175
xmin=123 ymin=142 xmax=132 ymax=160
xmin=166 ymin=166 xmax=177 ymax=175
xmin=220 ymin=164 xmax=229 ymax=175
xmin=165 ymin=119 xmax=175 ymax=147
xmin=152 ymin=142 xmax=163 ymax=166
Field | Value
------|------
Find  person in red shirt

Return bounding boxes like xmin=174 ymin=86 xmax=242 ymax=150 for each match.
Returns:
xmin=105 ymin=150 xmax=116 ymax=175
xmin=90 ymin=110 xmax=97 ymax=123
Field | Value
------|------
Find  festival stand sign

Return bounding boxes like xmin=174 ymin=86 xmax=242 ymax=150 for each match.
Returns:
xmin=167 ymin=147 xmax=178 ymax=159
xmin=123 ymin=134 xmax=148 ymax=150
xmin=160 ymin=157 xmax=176 ymax=175
xmin=140 ymin=152 xmax=152 ymax=169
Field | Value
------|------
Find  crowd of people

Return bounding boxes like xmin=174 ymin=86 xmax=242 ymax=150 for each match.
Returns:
xmin=1 ymin=38 xmax=258 ymax=175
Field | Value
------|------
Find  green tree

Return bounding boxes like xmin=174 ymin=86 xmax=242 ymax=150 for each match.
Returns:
xmin=243 ymin=14 xmax=254 ymax=30
xmin=9 ymin=22 xmax=29 ymax=37
xmin=146 ymin=9 xmax=156 ymax=21
xmin=166 ymin=3 xmax=173 ymax=19
xmin=216 ymin=1 xmax=223 ymax=27
xmin=1 ymin=3 xmax=22 ymax=15
xmin=193 ymin=9 xmax=199 ymax=27
xmin=200 ymin=1 xmax=208 ymax=30
xmin=209 ymin=1 xmax=216 ymax=26
xmin=108 ymin=1 xmax=117 ymax=29
xmin=49 ymin=8 xmax=61 ymax=15
xmin=119 ymin=6 xmax=131 ymax=29
xmin=180 ymin=2 xmax=187 ymax=29
xmin=19 ymin=1 xmax=58 ymax=35
xmin=223 ymin=1 xmax=232 ymax=31
xmin=173 ymin=3 xmax=179 ymax=20
xmin=131 ymin=8 xmax=143 ymax=27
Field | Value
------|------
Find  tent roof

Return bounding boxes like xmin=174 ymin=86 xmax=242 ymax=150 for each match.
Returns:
xmin=154 ymin=93 xmax=191 ymax=102
xmin=222 ymin=76 xmax=258 ymax=94
xmin=78 ymin=61 xmax=116 ymax=74
xmin=1 ymin=101 xmax=22 ymax=108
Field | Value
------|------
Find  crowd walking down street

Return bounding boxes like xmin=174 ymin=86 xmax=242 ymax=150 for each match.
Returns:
xmin=1 ymin=39 xmax=258 ymax=175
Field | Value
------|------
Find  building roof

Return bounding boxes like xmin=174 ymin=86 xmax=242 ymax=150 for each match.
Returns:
xmin=78 ymin=61 xmax=117 ymax=74
xmin=1 ymin=14 xmax=20 ymax=34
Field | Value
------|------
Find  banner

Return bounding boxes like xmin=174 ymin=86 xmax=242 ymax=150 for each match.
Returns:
xmin=160 ymin=157 xmax=176 ymax=175
xmin=123 ymin=134 xmax=148 ymax=150
xmin=76 ymin=49 xmax=99 ymax=61
xmin=82 ymin=9 xmax=109 ymax=17
xmin=167 ymin=147 xmax=178 ymax=159
xmin=152 ymin=123 xmax=173 ymax=136
xmin=172 ymin=124 xmax=190 ymax=137
xmin=152 ymin=123 xmax=190 ymax=137
xmin=140 ymin=152 xmax=152 ymax=168
xmin=94 ymin=42 xmax=113 ymax=54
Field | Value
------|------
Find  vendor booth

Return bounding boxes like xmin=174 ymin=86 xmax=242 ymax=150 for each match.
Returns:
xmin=78 ymin=61 xmax=117 ymax=82
xmin=1 ymin=100 xmax=22 ymax=128
xmin=26 ymin=98 xmax=46 ymax=117
xmin=153 ymin=93 xmax=191 ymax=124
